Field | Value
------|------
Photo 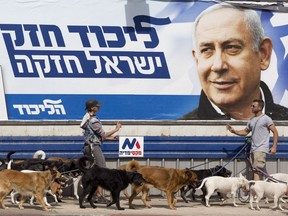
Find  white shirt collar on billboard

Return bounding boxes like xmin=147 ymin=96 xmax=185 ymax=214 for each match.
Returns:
xmin=210 ymin=88 xmax=266 ymax=120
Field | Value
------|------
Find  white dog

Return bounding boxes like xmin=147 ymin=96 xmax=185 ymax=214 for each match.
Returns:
xmin=249 ymin=180 xmax=287 ymax=211
xmin=196 ymin=173 xmax=249 ymax=207
xmin=265 ymin=173 xmax=288 ymax=204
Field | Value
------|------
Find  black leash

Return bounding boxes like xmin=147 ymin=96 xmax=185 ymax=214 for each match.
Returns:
xmin=188 ymin=159 xmax=222 ymax=170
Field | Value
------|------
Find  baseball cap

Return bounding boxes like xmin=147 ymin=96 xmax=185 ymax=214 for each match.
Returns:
xmin=85 ymin=99 xmax=102 ymax=110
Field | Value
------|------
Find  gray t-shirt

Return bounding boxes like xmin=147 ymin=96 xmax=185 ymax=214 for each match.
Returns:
xmin=246 ymin=114 xmax=273 ymax=153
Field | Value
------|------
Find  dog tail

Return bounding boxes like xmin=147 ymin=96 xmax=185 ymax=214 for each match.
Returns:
xmin=7 ymin=159 xmax=15 ymax=170
xmin=78 ymin=156 xmax=94 ymax=172
xmin=195 ymin=177 xmax=209 ymax=190
xmin=33 ymin=150 xmax=46 ymax=159
xmin=126 ymin=160 xmax=141 ymax=171
xmin=6 ymin=151 xmax=16 ymax=160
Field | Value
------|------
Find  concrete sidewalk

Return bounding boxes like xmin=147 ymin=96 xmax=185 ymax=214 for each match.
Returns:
xmin=1 ymin=195 xmax=287 ymax=216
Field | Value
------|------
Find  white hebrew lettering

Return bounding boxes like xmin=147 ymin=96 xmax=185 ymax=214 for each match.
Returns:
xmin=13 ymin=99 xmax=66 ymax=115
xmin=32 ymin=55 xmax=51 ymax=78
xmin=63 ymin=56 xmax=83 ymax=74
xmin=86 ymin=53 xmax=102 ymax=74
xmin=50 ymin=55 xmax=63 ymax=73
xmin=102 ymin=56 xmax=123 ymax=74
xmin=134 ymin=56 xmax=155 ymax=75
xmin=119 ymin=56 xmax=135 ymax=74
xmin=15 ymin=55 xmax=34 ymax=73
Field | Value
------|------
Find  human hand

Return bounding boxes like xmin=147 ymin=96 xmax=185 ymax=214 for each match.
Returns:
xmin=269 ymin=146 xmax=276 ymax=155
xmin=115 ymin=121 xmax=122 ymax=130
xmin=226 ymin=124 xmax=234 ymax=133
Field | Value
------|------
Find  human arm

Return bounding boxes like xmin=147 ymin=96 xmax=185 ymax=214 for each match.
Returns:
xmin=226 ymin=124 xmax=250 ymax=136
xmin=90 ymin=119 xmax=121 ymax=140
xmin=269 ymin=123 xmax=278 ymax=155
xmin=104 ymin=121 xmax=122 ymax=140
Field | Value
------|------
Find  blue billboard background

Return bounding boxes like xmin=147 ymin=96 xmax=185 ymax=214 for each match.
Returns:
xmin=6 ymin=94 xmax=199 ymax=120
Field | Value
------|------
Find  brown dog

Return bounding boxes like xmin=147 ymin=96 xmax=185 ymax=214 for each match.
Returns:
xmin=126 ymin=161 xmax=199 ymax=209
xmin=117 ymin=160 xmax=147 ymax=199
xmin=0 ymin=167 xmax=60 ymax=211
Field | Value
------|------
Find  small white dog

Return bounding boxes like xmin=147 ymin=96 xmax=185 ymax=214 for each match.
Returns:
xmin=265 ymin=173 xmax=288 ymax=204
xmin=249 ymin=180 xmax=287 ymax=211
xmin=196 ymin=173 xmax=249 ymax=207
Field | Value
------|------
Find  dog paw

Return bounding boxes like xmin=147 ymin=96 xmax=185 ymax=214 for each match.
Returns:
xmin=117 ymin=207 xmax=125 ymax=210
xmin=80 ymin=206 xmax=86 ymax=209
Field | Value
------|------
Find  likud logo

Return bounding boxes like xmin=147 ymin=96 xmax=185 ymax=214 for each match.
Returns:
xmin=119 ymin=136 xmax=144 ymax=157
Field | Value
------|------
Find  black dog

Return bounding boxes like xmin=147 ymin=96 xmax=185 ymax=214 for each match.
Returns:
xmin=180 ymin=165 xmax=232 ymax=203
xmin=78 ymin=157 xmax=145 ymax=210
xmin=4 ymin=151 xmax=64 ymax=171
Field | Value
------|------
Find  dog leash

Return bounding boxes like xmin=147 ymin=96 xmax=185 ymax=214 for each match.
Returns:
xmin=188 ymin=159 xmax=222 ymax=170
xmin=188 ymin=142 xmax=249 ymax=175
xmin=210 ymin=142 xmax=249 ymax=177
xmin=198 ymin=142 xmax=250 ymax=182
xmin=231 ymin=142 xmax=288 ymax=184
xmin=61 ymin=169 xmax=80 ymax=175
xmin=61 ymin=176 xmax=81 ymax=188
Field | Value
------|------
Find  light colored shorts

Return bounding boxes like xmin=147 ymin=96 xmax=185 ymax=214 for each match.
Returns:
xmin=251 ymin=151 xmax=266 ymax=169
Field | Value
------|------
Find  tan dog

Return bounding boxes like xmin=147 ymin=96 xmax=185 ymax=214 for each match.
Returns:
xmin=117 ymin=160 xmax=147 ymax=199
xmin=0 ymin=167 xmax=60 ymax=211
xmin=10 ymin=173 xmax=67 ymax=207
xmin=126 ymin=161 xmax=199 ymax=209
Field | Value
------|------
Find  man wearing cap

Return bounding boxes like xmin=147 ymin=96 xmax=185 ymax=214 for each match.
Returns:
xmin=80 ymin=99 xmax=122 ymax=203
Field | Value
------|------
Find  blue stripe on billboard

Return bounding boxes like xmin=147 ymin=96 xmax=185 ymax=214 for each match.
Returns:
xmin=6 ymin=94 xmax=199 ymax=120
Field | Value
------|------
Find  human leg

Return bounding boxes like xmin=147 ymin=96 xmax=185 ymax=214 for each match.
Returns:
xmin=91 ymin=145 xmax=109 ymax=204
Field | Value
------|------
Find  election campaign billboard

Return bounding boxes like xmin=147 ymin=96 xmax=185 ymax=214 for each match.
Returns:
xmin=0 ymin=0 xmax=287 ymax=120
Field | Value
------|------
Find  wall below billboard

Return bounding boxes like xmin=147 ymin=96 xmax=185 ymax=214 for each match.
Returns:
xmin=1 ymin=120 xmax=288 ymax=137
